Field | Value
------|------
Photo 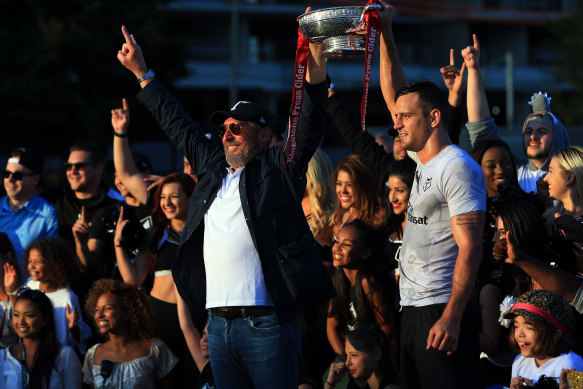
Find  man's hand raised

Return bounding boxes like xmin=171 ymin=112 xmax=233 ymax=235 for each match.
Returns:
xmin=117 ymin=26 xmax=149 ymax=78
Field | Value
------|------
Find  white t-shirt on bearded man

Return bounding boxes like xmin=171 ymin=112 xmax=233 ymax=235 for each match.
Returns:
xmin=400 ymin=145 xmax=486 ymax=307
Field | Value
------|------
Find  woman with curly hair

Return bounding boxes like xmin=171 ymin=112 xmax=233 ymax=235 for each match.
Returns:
xmin=82 ymin=279 xmax=177 ymax=389
xmin=114 ymin=173 xmax=196 ymax=385
xmin=24 ymin=239 xmax=91 ymax=354
xmin=329 ymin=154 xmax=388 ymax=237
xmin=0 ymin=232 xmax=21 ymax=348
xmin=0 ymin=288 xmax=82 ymax=388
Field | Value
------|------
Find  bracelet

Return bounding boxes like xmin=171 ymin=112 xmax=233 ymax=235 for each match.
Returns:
xmin=136 ymin=69 xmax=155 ymax=83
xmin=5 ymin=289 xmax=17 ymax=296
xmin=113 ymin=131 xmax=128 ymax=137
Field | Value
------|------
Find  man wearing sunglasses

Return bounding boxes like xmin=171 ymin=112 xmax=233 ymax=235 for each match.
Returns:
xmin=117 ymin=24 xmax=334 ymax=388
xmin=52 ymin=141 xmax=123 ymax=250
xmin=0 ymin=147 xmax=58 ymax=266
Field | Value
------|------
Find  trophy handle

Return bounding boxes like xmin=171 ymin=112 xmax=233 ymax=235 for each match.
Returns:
xmin=346 ymin=3 xmax=382 ymax=34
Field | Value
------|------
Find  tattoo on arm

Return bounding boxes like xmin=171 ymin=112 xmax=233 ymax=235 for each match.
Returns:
xmin=454 ymin=212 xmax=484 ymax=231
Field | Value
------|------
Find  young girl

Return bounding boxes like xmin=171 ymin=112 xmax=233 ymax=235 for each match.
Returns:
xmin=327 ymin=220 xmax=398 ymax=377
xmin=0 ymin=288 xmax=82 ymax=388
xmin=24 ymin=239 xmax=91 ymax=353
xmin=326 ymin=324 xmax=399 ymax=389
xmin=502 ymin=289 xmax=583 ymax=387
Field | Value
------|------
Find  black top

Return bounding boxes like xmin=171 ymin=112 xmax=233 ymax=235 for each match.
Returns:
xmin=154 ymin=229 xmax=180 ymax=272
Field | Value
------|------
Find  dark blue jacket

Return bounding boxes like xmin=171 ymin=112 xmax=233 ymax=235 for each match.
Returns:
xmin=137 ymin=80 xmax=336 ymax=328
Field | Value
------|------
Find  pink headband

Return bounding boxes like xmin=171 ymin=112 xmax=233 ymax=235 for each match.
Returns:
xmin=512 ymin=303 xmax=568 ymax=335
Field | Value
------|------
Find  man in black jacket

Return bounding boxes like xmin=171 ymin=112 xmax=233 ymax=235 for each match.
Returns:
xmin=116 ymin=25 xmax=334 ymax=388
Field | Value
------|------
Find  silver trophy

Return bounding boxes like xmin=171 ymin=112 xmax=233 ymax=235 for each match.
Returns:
xmin=298 ymin=4 xmax=381 ymax=58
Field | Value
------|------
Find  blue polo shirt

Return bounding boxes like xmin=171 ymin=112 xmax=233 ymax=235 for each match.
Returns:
xmin=0 ymin=195 xmax=58 ymax=265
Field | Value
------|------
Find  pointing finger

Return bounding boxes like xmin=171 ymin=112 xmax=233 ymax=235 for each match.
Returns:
xmin=80 ymin=206 xmax=86 ymax=222
xmin=449 ymin=48 xmax=455 ymax=66
xmin=473 ymin=33 xmax=480 ymax=51
xmin=122 ymin=98 xmax=128 ymax=111
xmin=121 ymin=25 xmax=132 ymax=45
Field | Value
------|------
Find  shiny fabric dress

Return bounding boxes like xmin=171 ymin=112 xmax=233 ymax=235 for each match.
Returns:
xmin=82 ymin=338 xmax=177 ymax=389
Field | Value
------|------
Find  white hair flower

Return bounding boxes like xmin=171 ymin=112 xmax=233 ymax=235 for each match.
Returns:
xmin=498 ymin=295 xmax=516 ymax=328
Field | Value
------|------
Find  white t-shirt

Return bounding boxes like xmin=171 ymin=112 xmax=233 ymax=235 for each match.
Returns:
xmin=512 ymin=351 xmax=583 ymax=385
xmin=0 ymin=345 xmax=81 ymax=389
xmin=400 ymin=145 xmax=486 ymax=307
xmin=517 ymin=163 xmax=545 ymax=194
xmin=203 ymin=167 xmax=273 ymax=308
xmin=25 ymin=280 xmax=92 ymax=353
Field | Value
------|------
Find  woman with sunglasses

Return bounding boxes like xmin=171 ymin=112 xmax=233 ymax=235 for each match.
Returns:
xmin=83 ymin=279 xmax=177 ymax=389
xmin=0 ymin=288 xmax=82 ymax=389
xmin=114 ymin=173 xmax=196 ymax=385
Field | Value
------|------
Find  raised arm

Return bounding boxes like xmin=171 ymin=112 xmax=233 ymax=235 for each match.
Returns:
xmin=427 ymin=210 xmax=484 ymax=355
xmin=463 ymin=34 xmax=489 ymax=122
xmin=113 ymin=207 xmax=150 ymax=287
xmin=504 ymin=231 xmax=581 ymax=303
xmin=117 ymin=26 xmax=152 ymax=89
xmin=441 ymin=49 xmax=465 ymax=109
xmin=112 ymin=98 xmax=148 ymax=205
xmin=440 ymin=49 xmax=466 ymax=145
xmin=378 ymin=0 xmax=406 ymax=116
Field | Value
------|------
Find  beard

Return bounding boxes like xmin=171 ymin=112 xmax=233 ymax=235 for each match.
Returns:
xmin=224 ymin=137 xmax=263 ymax=169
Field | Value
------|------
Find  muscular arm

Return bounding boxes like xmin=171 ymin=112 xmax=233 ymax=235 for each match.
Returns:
xmin=427 ymin=211 xmax=484 ymax=355
xmin=378 ymin=0 xmax=406 ymax=116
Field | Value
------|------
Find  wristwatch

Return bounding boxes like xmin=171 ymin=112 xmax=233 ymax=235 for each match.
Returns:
xmin=137 ymin=69 xmax=155 ymax=83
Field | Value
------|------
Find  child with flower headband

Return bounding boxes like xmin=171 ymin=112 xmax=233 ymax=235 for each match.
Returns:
xmin=500 ymin=289 xmax=583 ymax=388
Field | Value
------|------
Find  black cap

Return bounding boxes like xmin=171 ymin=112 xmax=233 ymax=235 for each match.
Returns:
xmin=8 ymin=147 xmax=44 ymax=173
xmin=106 ymin=152 xmax=152 ymax=174
xmin=210 ymin=101 xmax=273 ymax=128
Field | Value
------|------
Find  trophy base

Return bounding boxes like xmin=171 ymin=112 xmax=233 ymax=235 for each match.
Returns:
xmin=322 ymin=35 xmax=365 ymax=58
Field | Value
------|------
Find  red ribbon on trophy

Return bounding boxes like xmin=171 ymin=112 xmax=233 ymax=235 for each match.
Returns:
xmin=284 ymin=27 xmax=310 ymax=165
xmin=360 ymin=0 xmax=380 ymax=133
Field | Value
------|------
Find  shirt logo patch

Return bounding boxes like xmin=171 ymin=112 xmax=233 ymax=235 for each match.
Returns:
xmin=423 ymin=177 xmax=432 ymax=192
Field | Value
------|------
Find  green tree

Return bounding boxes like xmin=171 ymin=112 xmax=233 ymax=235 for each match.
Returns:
xmin=0 ymin=0 xmax=186 ymax=154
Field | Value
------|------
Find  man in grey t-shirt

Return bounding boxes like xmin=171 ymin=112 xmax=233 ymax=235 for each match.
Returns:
xmin=390 ymin=80 xmax=486 ymax=388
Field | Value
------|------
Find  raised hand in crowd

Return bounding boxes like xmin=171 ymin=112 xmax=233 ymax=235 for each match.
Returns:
xmin=65 ymin=303 xmax=81 ymax=341
xmin=111 ymin=97 xmax=130 ymax=135
xmin=440 ymin=48 xmax=465 ymax=108
xmin=3 ymin=262 xmax=18 ymax=304
xmin=72 ymin=206 xmax=91 ymax=243
xmin=462 ymin=34 xmax=490 ymax=123
xmin=111 ymin=97 xmax=149 ymax=205
xmin=117 ymin=26 xmax=150 ymax=85
xmin=378 ymin=0 xmax=406 ymax=116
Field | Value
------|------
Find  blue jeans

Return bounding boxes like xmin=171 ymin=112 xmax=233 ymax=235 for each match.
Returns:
xmin=207 ymin=309 xmax=301 ymax=389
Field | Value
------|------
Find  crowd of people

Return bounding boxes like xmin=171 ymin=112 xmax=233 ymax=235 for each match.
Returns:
xmin=1 ymin=2 xmax=583 ymax=389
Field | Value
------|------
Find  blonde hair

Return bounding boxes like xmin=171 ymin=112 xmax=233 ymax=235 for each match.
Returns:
xmin=544 ymin=146 xmax=583 ymax=222
xmin=306 ymin=148 xmax=336 ymax=240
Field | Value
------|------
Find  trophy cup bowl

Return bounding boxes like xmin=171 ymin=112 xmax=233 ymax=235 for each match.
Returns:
xmin=298 ymin=5 xmax=380 ymax=58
